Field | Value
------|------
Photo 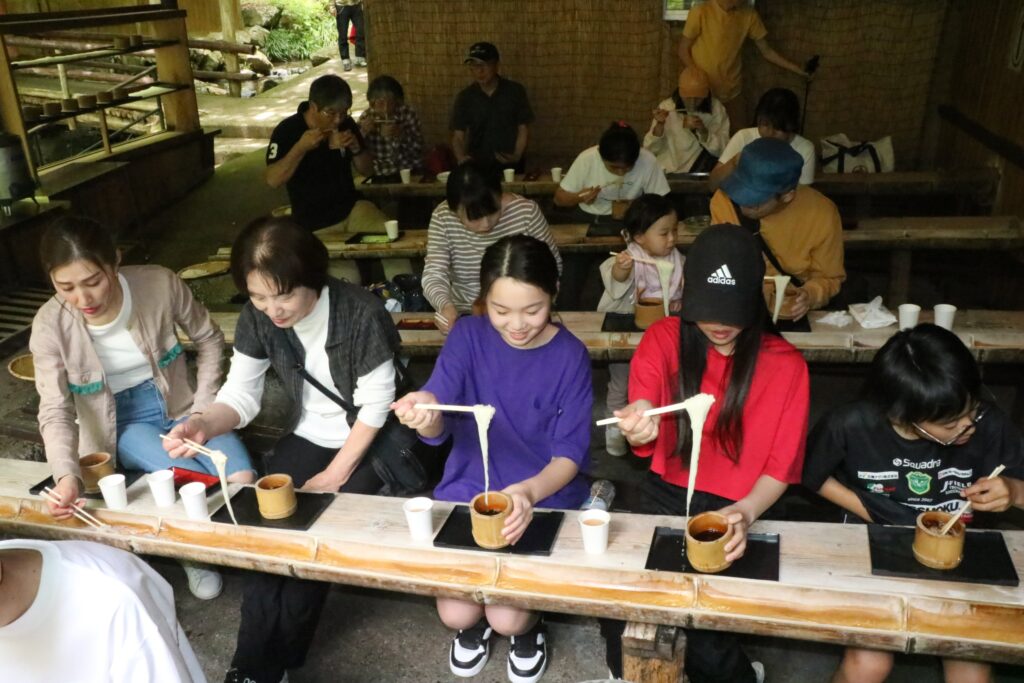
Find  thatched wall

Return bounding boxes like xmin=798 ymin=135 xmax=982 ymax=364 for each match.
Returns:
xmin=365 ymin=0 xmax=951 ymax=170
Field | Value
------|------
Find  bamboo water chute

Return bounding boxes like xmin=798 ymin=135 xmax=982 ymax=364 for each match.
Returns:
xmin=0 ymin=458 xmax=1022 ymax=664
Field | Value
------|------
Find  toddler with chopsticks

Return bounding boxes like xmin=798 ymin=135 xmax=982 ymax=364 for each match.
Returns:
xmin=599 ymin=194 xmax=685 ymax=456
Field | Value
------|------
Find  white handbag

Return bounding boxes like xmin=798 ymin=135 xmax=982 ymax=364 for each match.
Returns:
xmin=820 ymin=133 xmax=895 ymax=173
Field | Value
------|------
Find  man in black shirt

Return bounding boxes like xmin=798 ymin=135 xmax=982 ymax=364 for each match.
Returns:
xmin=450 ymin=42 xmax=534 ymax=172
xmin=266 ymin=75 xmax=379 ymax=233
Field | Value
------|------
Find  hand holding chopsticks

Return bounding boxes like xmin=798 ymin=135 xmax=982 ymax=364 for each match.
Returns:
xmin=40 ymin=486 xmax=108 ymax=529
xmin=940 ymin=464 xmax=1007 ymax=534
xmin=160 ymin=432 xmax=218 ymax=458
xmin=596 ymin=401 xmax=694 ymax=426
xmin=609 ymin=251 xmax=658 ymax=266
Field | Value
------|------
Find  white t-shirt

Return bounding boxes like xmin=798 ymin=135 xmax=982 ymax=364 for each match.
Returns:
xmin=0 ymin=539 xmax=205 ymax=683
xmin=215 ymin=288 xmax=395 ymax=449
xmin=86 ymin=274 xmax=154 ymax=394
xmin=559 ymin=146 xmax=671 ymax=216
xmin=718 ymin=127 xmax=816 ymax=185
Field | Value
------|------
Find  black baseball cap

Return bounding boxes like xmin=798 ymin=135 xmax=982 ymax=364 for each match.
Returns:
xmin=681 ymin=224 xmax=766 ymax=327
xmin=465 ymin=42 xmax=500 ymax=64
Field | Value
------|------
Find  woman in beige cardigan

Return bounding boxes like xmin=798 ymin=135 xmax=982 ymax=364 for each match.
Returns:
xmin=30 ymin=215 xmax=254 ymax=598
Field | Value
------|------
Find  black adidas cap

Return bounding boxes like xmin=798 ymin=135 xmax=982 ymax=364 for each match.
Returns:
xmin=681 ymin=224 xmax=765 ymax=328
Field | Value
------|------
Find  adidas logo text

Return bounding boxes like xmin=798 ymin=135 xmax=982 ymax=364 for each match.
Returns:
xmin=707 ymin=264 xmax=735 ymax=285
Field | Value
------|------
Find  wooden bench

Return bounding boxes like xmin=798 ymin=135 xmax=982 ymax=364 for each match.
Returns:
xmin=184 ymin=309 xmax=1024 ymax=366
xmin=208 ymin=216 xmax=1024 ymax=305
xmin=1 ymin=458 xmax=1021 ymax=665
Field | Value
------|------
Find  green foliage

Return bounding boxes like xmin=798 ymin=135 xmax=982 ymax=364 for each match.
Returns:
xmin=263 ymin=0 xmax=335 ymax=62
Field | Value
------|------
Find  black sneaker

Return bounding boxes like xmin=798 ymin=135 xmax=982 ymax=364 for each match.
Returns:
xmin=507 ymin=620 xmax=547 ymax=683
xmin=449 ymin=619 xmax=493 ymax=677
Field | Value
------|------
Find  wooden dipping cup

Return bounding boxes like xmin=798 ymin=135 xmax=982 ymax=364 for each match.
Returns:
xmin=685 ymin=511 xmax=734 ymax=573
xmin=634 ymin=297 xmax=666 ymax=330
xmin=469 ymin=491 xmax=511 ymax=549
xmin=913 ymin=510 xmax=965 ymax=570
xmin=79 ymin=452 xmax=115 ymax=494
xmin=255 ymin=474 xmax=297 ymax=520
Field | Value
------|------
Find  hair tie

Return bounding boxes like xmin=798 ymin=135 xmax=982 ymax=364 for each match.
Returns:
xmin=616 ymin=120 xmax=628 ymax=128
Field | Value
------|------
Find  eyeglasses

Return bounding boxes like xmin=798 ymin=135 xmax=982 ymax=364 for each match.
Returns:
xmin=318 ymin=107 xmax=346 ymax=120
xmin=912 ymin=403 xmax=989 ymax=446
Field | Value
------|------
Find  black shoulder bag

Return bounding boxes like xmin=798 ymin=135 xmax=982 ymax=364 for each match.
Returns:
xmin=281 ymin=333 xmax=428 ymax=496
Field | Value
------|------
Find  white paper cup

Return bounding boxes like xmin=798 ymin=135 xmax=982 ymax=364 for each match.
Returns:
xmin=402 ymin=496 xmax=434 ymax=541
xmin=503 ymin=168 xmax=515 ymax=182
xmin=147 ymin=470 xmax=176 ymax=507
xmin=98 ymin=473 xmax=127 ymax=510
xmin=179 ymin=481 xmax=209 ymax=521
xmin=579 ymin=509 xmax=611 ymax=554
xmin=385 ymin=219 xmax=399 ymax=240
xmin=898 ymin=303 xmax=921 ymax=330
xmin=551 ymin=167 xmax=562 ymax=183
xmin=934 ymin=304 xmax=957 ymax=330
xmin=399 ymin=168 xmax=412 ymax=184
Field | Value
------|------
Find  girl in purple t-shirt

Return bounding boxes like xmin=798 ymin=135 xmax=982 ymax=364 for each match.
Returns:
xmin=394 ymin=235 xmax=591 ymax=683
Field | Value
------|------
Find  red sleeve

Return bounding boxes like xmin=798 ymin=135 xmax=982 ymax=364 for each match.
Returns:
xmin=627 ymin=319 xmax=679 ymax=459
xmin=761 ymin=349 xmax=810 ymax=483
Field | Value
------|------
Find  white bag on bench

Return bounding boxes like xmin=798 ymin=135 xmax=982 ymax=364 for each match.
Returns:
xmin=820 ymin=133 xmax=895 ymax=173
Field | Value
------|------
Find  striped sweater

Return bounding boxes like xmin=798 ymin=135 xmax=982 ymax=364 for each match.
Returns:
xmin=422 ymin=194 xmax=562 ymax=312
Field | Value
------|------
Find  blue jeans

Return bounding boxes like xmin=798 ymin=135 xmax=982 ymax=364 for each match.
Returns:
xmin=115 ymin=380 xmax=253 ymax=477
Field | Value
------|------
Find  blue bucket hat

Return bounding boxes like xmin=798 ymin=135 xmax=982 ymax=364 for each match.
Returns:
xmin=720 ymin=137 xmax=803 ymax=207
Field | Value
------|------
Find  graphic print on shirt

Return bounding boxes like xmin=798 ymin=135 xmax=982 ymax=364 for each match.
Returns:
xmin=906 ymin=471 xmax=932 ymax=495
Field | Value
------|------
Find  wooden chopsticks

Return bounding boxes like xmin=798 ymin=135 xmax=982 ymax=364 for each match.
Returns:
xmin=40 ymin=486 xmax=108 ymax=529
xmin=159 ymin=433 xmax=216 ymax=457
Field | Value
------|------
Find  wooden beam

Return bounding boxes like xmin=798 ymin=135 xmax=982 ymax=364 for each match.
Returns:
xmin=218 ymin=0 xmax=242 ymax=97
xmin=939 ymin=105 xmax=1024 ymax=172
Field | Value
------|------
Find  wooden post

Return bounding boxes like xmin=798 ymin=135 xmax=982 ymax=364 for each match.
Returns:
xmin=622 ymin=622 xmax=689 ymax=683
xmin=219 ymin=0 xmax=243 ymax=97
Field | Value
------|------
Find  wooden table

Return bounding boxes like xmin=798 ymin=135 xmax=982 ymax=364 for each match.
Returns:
xmin=0 ymin=458 xmax=1021 ymax=665
xmin=188 ymin=309 xmax=1024 ymax=366
xmin=357 ymin=169 xmax=999 ymax=205
xmin=206 ymin=216 xmax=1024 ymax=305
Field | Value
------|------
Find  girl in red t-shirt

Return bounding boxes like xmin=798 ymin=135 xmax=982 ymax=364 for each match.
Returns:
xmin=605 ymin=224 xmax=809 ymax=683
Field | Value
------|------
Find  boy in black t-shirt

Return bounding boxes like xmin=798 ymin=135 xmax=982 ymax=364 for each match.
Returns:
xmin=804 ymin=323 xmax=1024 ymax=683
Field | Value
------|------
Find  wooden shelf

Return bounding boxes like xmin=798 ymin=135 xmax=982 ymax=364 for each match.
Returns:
xmin=10 ymin=39 xmax=177 ymax=70
xmin=22 ymin=82 xmax=189 ymax=129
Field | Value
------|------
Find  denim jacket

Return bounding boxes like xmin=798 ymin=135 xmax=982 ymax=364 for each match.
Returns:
xmin=30 ymin=265 xmax=225 ymax=485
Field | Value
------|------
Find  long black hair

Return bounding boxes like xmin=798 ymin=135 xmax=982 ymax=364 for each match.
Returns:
xmin=675 ymin=295 xmax=779 ymax=463
xmin=866 ymin=323 xmax=981 ymax=425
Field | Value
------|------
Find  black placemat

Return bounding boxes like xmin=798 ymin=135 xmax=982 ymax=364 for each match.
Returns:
xmin=209 ymin=486 xmax=334 ymax=531
xmin=586 ymin=220 xmax=626 ymax=237
xmin=601 ymin=312 xmax=642 ymax=333
xmin=344 ymin=232 xmax=403 ymax=245
xmin=432 ymin=505 xmax=564 ymax=556
xmin=644 ymin=526 xmax=780 ymax=581
xmin=867 ymin=524 xmax=1018 ymax=586
xmin=29 ymin=470 xmax=145 ymax=500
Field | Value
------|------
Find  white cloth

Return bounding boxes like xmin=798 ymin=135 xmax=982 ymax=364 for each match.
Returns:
xmin=719 ymin=127 xmax=816 ymax=185
xmin=849 ymin=296 xmax=897 ymax=329
xmin=559 ymin=146 xmax=671 ymax=216
xmin=86 ymin=274 xmax=154 ymax=394
xmin=0 ymin=539 xmax=205 ymax=683
xmin=643 ymin=97 xmax=730 ymax=174
xmin=216 ymin=289 xmax=395 ymax=449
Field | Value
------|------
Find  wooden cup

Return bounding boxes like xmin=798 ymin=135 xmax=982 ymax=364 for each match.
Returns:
xmin=469 ymin=491 xmax=511 ymax=550
xmin=255 ymin=474 xmax=297 ymax=520
xmin=42 ymin=102 xmax=62 ymax=116
xmin=96 ymin=91 xmax=113 ymax=104
xmin=76 ymin=94 xmax=97 ymax=109
xmin=79 ymin=452 xmax=115 ymax=494
xmin=634 ymin=297 xmax=666 ymax=330
xmin=912 ymin=510 xmax=965 ymax=570
xmin=611 ymin=199 xmax=630 ymax=220
xmin=61 ymin=98 xmax=78 ymax=112
xmin=685 ymin=511 xmax=734 ymax=573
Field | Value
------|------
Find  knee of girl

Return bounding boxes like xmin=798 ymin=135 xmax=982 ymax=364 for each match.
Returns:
xmin=436 ymin=598 xmax=484 ymax=630
xmin=843 ymin=648 xmax=893 ymax=681
xmin=484 ymin=605 xmax=534 ymax=637
xmin=942 ymin=659 xmax=992 ymax=683
xmin=228 ymin=470 xmax=256 ymax=484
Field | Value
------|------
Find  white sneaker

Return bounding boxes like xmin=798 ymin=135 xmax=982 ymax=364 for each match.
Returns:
xmin=353 ymin=56 xmax=367 ymax=67
xmin=180 ymin=561 xmax=223 ymax=600
xmin=752 ymin=661 xmax=765 ymax=683
xmin=342 ymin=59 xmax=353 ymax=71
xmin=605 ymin=426 xmax=628 ymax=457
xmin=450 ymin=619 xmax=492 ymax=677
